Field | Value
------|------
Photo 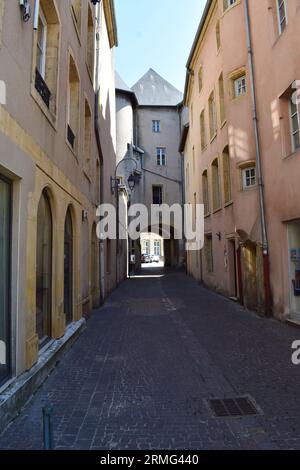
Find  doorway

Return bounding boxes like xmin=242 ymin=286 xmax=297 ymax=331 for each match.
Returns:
xmin=0 ymin=176 xmax=11 ymax=385
xmin=228 ymin=239 xmax=238 ymax=298
xmin=64 ymin=208 xmax=73 ymax=325
xmin=36 ymin=189 xmax=52 ymax=347
xmin=288 ymin=221 xmax=300 ymax=319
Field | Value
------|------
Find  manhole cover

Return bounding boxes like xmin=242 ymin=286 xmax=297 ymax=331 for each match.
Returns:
xmin=208 ymin=396 xmax=260 ymax=417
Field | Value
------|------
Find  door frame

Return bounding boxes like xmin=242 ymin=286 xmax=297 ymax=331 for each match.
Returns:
xmin=0 ymin=174 xmax=12 ymax=387
xmin=287 ymin=220 xmax=300 ymax=320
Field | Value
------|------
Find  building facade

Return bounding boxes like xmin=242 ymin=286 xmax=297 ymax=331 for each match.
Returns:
xmin=182 ymin=0 xmax=300 ymax=321
xmin=115 ymin=69 xmax=186 ymax=270
xmin=0 ymin=0 xmax=118 ymax=403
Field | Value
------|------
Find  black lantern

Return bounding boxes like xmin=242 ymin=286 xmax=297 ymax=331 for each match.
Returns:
xmin=127 ymin=174 xmax=136 ymax=192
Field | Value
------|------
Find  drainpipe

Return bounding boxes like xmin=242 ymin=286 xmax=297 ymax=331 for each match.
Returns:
xmin=244 ymin=0 xmax=271 ymax=316
xmin=94 ymin=2 xmax=105 ymax=304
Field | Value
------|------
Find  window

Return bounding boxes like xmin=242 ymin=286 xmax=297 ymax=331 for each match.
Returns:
xmin=202 ymin=170 xmax=210 ymax=216
xmin=218 ymin=73 xmax=225 ymax=124
xmin=223 ymin=0 xmax=237 ymax=11
xmin=205 ymin=234 xmax=214 ymax=273
xmin=86 ymin=4 xmax=94 ymax=78
xmin=222 ymin=146 xmax=232 ymax=204
xmin=209 ymin=91 xmax=217 ymax=140
xmin=212 ymin=158 xmax=221 ymax=210
xmin=152 ymin=186 xmax=163 ymax=205
xmin=290 ymin=96 xmax=300 ymax=152
xmin=200 ymin=110 xmax=207 ymax=151
xmin=242 ymin=166 xmax=256 ymax=190
xmin=234 ymin=75 xmax=247 ymax=98
xmin=67 ymin=54 xmax=80 ymax=152
xmin=36 ymin=190 xmax=52 ymax=346
xmin=192 ymin=146 xmax=195 ymax=173
xmin=153 ymin=120 xmax=160 ymax=133
xmin=33 ymin=1 xmax=59 ymax=114
xmin=157 ymin=147 xmax=166 ymax=166
xmin=216 ymin=21 xmax=221 ymax=51
xmin=190 ymin=104 xmax=194 ymax=127
xmin=198 ymin=67 xmax=203 ymax=94
xmin=143 ymin=240 xmax=150 ymax=255
xmin=154 ymin=241 xmax=161 ymax=256
xmin=36 ymin=9 xmax=47 ymax=79
xmin=71 ymin=0 xmax=82 ymax=34
xmin=84 ymin=99 xmax=92 ymax=176
xmin=277 ymin=0 xmax=287 ymax=34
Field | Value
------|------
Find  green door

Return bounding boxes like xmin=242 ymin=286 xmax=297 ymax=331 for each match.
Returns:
xmin=0 ymin=175 xmax=11 ymax=386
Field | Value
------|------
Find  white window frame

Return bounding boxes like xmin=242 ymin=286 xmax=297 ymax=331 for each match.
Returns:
xmin=242 ymin=166 xmax=256 ymax=190
xmin=156 ymin=147 xmax=166 ymax=166
xmin=37 ymin=8 xmax=47 ymax=79
xmin=277 ymin=0 xmax=287 ymax=34
xmin=289 ymin=97 xmax=300 ymax=152
xmin=152 ymin=120 xmax=161 ymax=133
xmin=154 ymin=241 xmax=161 ymax=256
xmin=234 ymin=75 xmax=246 ymax=98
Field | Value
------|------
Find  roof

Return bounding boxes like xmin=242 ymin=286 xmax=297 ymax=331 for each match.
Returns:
xmin=115 ymin=72 xmax=138 ymax=107
xmin=132 ymin=69 xmax=183 ymax=107
xmin=115 ymin=72 xmax=132 ymax=93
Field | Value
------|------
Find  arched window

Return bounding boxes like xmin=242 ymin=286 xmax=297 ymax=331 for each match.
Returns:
xmin=202 ymin=170 xmax=210 ymax=216
xmin=67 ymin=54 xmax=80 ymax=152
xmin=36 ymin=190 xmax=52 ymax=346
xmin=86 ymin=4 xmax=95 ymax=77
xmin=223 ymin=146 xmax=232 ymax=204
xmin=84 ymin=99 xmax=92 ymax=176
xmin=34 ymin=0 xmax=60 ymax=115
xmin=216 ymin=20 xmax=221 ymax=51
xmin=212 ymin=158 xmax=221 ymax=211
xmin=64 ymin=208 xmax=73 ymax=325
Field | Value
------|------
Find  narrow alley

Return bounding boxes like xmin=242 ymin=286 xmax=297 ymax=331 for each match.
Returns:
xmin=1 ymin=269 xmax=300 ymax=451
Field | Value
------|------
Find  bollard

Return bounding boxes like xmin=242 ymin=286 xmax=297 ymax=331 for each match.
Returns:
xmin=43 ymin=406 xmax=54 ymax=450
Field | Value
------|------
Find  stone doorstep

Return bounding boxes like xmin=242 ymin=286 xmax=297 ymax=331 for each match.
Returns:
xmin=0 ymin=318 xmax=86 ymax=435
xmin=286 ymin=318 xmax=300 ymax=329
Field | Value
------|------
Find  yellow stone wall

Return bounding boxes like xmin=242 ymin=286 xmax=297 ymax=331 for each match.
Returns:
xmin=0 ymin=105 xmax=100 ymax=369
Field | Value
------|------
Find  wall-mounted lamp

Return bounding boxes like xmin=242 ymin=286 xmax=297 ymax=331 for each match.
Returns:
xmin=127 ymin=173 xmax=136 ymax=192
xmin=19 ymin=0 xmax=31 ymax=22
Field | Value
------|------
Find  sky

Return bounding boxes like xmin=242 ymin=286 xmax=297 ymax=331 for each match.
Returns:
xmin=114 ymin=0 xmax=207 ymax=93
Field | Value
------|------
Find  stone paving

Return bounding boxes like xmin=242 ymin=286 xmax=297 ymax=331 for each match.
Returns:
xmin=1 ymin=268 xmax=300 ymax=450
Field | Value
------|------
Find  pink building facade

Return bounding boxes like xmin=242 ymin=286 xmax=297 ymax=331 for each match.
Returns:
xmin=182 ymin=0 xmax=300 ymax=321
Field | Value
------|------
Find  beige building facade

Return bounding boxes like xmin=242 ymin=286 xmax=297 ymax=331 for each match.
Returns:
xmin=0 ymin=0 xmax=118 ymax=395
xmin=182 ymin=0 xmax=300 ymax=321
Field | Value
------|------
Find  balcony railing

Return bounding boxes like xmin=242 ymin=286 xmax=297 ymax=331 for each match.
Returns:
xmin=35 ymin=69 xmax=51 ymax=109
xmin=67 ymin=125 xmax=76 ymax=149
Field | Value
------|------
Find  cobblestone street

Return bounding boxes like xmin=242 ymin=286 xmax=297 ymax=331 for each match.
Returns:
xmin=1 ymin=268 xmax=300 ymax=450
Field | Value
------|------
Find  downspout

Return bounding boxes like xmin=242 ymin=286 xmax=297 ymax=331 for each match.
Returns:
xmin=244 ymin=0 xmax=271 ymax=316
xmin=178 ymin=106 xmax=186 ymax=270
xmin=94 ymin=2 xmax=105 ymax=304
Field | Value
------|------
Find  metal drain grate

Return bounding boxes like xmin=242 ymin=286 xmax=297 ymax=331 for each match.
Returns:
xmin=209 ymin=397 xmax=259 ymax=417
